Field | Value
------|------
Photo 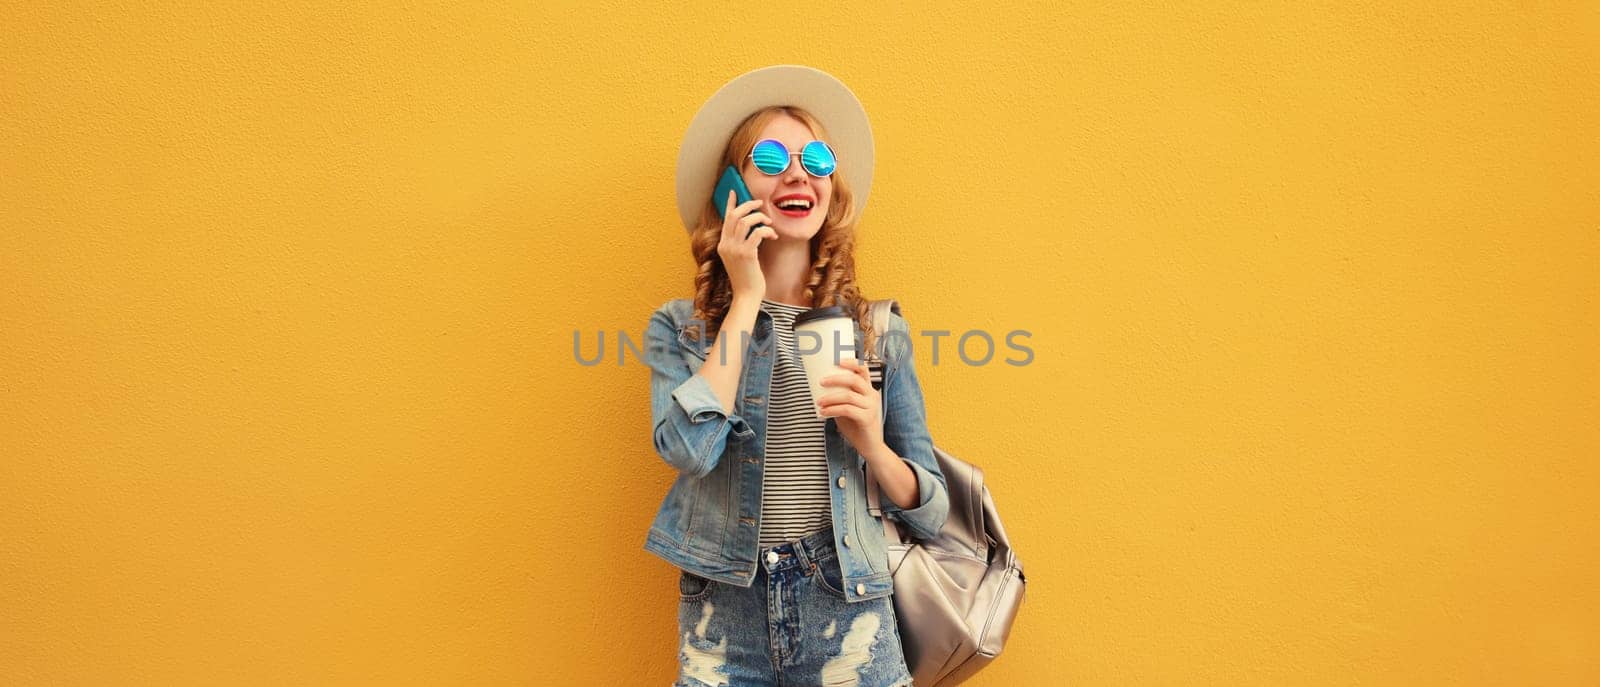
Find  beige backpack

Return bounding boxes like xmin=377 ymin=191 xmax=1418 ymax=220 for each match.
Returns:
xmin=863 ymin=298 xmax=1029 ymax=686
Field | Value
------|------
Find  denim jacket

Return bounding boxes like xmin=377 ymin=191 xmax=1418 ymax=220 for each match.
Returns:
xmin=641 ymin=297 xmax=950 ymax=602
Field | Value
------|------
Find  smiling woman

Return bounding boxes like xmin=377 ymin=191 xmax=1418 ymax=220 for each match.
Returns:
xmin=683 ymin=104 xmax=854 ymax=332
xmin=645 ymin=65 xmax=946 ymax=687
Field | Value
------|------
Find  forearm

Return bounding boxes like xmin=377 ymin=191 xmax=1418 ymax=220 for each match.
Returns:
xmin=697 ymin=294 xmax=762 ymax=414
xmin=862 ymin=441 xmax=919 ymax=510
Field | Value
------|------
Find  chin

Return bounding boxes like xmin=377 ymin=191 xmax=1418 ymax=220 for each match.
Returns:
xmin=789 ymin=225 xmax=823 ymax=241
xmin=775 ymin=220 xmax=823 ymax=242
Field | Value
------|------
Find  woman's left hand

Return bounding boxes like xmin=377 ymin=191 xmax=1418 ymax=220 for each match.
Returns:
xmin=817 ymin=358 xmax=885 ymax=457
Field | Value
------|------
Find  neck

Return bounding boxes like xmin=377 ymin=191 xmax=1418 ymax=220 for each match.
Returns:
xmin=758 ymin=235 xmax=814 ymax=307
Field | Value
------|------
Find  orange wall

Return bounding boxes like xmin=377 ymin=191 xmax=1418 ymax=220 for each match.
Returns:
xmin=3 ymin=2 xmax=1597 ymax=684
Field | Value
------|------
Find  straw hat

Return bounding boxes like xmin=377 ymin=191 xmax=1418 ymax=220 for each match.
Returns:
xmin=674 ymin=64 xmax=875 ymax=233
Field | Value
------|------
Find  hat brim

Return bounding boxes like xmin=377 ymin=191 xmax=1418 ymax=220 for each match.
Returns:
xmin=675 ymin=65 xmax=874 ymax=234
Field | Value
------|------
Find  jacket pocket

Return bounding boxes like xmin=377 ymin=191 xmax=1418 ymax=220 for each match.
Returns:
xmin=679 ymin=570 xmax=714 ymax=602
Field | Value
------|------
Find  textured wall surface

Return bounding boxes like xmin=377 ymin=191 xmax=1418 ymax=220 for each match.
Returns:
xmin=4 ymin=2 xmax=1598 ymax=685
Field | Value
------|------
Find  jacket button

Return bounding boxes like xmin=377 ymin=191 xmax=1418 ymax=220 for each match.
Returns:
xmin=842 ymin=535 xmax=851 ymax=548
xmin=766 ymin=551 xmax=779 ymax=565
xmin=855 ymin=583 xmax=866 ymax=595
xmin=836 ymin=476 xmax=845 ymax=488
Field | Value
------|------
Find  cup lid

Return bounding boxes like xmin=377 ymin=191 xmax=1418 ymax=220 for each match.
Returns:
xmin=792 ymin=305 xmax=853 ymax=328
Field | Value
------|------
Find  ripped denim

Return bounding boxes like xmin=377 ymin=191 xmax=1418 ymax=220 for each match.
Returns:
xmin=674 ymin=523 xmax=914 ymax=687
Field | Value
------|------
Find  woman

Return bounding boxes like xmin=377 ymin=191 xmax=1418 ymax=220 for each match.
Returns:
xmin=643 ymin=65 xmax=949 ymax=687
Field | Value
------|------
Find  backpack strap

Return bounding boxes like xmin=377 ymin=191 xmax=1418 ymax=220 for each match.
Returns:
xmin=863 ymin=299 xmax=896 ymax=397
xmin=865 ymin=298 xmax=899 ymax=362
xmin=863 ymin=299 xmax=907 ymax=543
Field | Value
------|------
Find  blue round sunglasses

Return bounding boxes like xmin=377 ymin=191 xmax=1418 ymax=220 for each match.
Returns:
xmin=749 ymin=138 xmax=837 ymax=177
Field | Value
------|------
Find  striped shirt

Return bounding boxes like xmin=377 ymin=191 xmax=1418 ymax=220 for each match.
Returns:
xmin=757 ymin=298 xmax=833 ymax=547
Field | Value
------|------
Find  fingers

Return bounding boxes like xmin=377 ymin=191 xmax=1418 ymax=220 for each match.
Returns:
xmin=845 ymin=358 xmax=880 ymax=392
xmin=740 ymin=208 xmax=771 ymax=231
xmin=818 ymin=404 xmax=869 ymax=423
xmin=745 ymin=224 xmax=778 ymax=243
xmin=820 ymin=362 xmax=871 ymax=395
xmin=732 ymin=214 xmax=772 ymax=243
xmin=818 ymin=392 xmax=874 ymax=423
xmin=722 ymin=191 xmax=767 ymax=240
xmin=724 ymin=191 xmax=763 ymax=217
xmin=839 ymin=357 xmax=872 ymax=382
xmin=818 ymin=389 xmax=872 ymax=410
xmin=820 ymin=374 xmax=869 ymax=397
xmin=737 ymin=208 xmax=774 ymax=244
xmin=819 ymin=358 xmax=881 ymax=424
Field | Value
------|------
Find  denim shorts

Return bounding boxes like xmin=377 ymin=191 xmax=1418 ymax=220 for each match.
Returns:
xmin=673 ymin=523 xmax=914 ymax=687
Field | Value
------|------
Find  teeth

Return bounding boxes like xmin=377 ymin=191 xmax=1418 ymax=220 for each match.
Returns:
xmin=777 ymin=199 xmax=812 ymax=210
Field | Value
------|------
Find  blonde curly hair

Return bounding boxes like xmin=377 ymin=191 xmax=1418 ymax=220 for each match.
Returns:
xmin=683 ymin=106 xmax=880 ymax=357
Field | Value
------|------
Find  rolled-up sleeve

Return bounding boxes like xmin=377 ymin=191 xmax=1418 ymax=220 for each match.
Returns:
xmin=875 ymin=313 xmax=951 ymax=542
xmin=645 ymin=306 xmax=753 ymax=478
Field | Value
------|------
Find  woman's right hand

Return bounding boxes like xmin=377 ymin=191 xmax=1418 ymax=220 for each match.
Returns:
xmin=719 ymin=189 xmax=778 ymax=300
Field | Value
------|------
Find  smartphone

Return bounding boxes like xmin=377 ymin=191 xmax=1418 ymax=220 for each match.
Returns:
xmin=713 ymin=165 xmax=766 ymax=240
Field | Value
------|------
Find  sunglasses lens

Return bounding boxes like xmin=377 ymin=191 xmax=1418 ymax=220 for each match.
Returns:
xmin=751 ymin=139 xmax=790 ymax=175
xmin=801 ymin=141 xmax=836 ymax=177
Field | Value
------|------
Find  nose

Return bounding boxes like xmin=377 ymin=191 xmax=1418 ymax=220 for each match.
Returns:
xmin=782 ymin=157 xmax=808 ymax=186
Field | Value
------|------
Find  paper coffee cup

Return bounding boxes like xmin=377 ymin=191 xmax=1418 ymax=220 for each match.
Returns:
xmin=792 ymin=306 xmax=858 ymax=419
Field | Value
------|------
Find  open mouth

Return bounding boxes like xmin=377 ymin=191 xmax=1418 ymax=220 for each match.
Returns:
xmin=774 ymin=199 xmax=814 ymax=217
